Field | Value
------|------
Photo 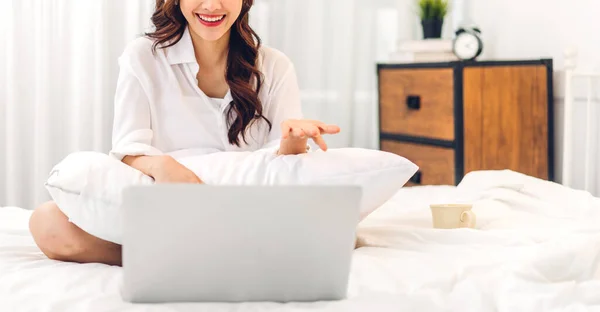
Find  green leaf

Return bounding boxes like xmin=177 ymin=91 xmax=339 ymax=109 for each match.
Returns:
xmin=418 ymin=0 xmax=449 ymax=20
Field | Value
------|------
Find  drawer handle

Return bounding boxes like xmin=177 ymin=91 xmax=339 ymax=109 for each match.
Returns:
xmin=406 ymin=95 xmax=421 ymax=110
xmin=409 ymin=170 xmax=422 ymax=184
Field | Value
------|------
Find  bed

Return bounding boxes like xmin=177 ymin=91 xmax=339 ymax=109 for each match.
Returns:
xmin=7 ymin=186 xmax=455 ymax=312
xmin=2 ymin=52 xmax=600 ymax=312
xmin=2 ymin=169 xmax=600 ymax=312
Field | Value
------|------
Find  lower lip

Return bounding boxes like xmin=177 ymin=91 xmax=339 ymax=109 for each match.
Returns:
xmin=196 ymin=15 xmax=226 ymax=27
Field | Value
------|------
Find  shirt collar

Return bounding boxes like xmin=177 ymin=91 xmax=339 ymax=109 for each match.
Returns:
xmin=166 ymin=26 xmax=197 ymax=65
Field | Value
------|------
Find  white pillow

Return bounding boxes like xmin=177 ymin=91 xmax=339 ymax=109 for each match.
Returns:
xmin=45 ymin=148 xmax=418 ymax=244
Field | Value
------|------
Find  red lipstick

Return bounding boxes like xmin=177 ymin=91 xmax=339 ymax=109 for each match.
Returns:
xmin=196 ymin=14 xmax=226 ymax=27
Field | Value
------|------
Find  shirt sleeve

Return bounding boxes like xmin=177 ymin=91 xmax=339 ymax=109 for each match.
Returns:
xmin=109 ymin=56 xmax=164 ymax=161
xmin=260 ymin=63 xmax=305 ymax=151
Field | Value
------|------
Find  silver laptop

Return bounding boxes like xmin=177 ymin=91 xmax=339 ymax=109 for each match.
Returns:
xmin=120 ymin=184 xmax=362 ymax=303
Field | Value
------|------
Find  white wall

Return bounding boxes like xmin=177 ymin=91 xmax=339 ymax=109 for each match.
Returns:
xmin=468 ymin=0 xmax=600 ymax=195
xmin=471 ymin=0 xmax=600 ymax=72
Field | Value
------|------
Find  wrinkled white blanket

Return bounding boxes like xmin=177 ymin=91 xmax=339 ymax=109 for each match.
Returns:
xmin=2 ymin=170 xmax=600 ymax=311
xmin=357 ymin=170 xmax=600 ymax=311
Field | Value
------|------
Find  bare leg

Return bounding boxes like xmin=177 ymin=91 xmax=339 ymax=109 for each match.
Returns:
xmin=29 ymin=201 xmax=122 ymax=266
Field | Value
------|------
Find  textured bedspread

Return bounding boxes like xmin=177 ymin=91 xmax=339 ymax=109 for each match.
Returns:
xmin=2 ymin=170 xmax=600 ymax=311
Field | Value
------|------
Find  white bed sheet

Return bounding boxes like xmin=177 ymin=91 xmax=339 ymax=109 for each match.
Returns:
xmin=2 ymin=170 xmax=600 ymax=312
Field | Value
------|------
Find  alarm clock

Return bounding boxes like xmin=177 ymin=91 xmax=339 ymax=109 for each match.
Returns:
xmin=452 ymin=27 xmax=483 ymax=61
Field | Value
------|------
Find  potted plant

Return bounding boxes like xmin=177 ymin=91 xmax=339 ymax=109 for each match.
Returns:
xmin=418 ymin=0 xmax=449 ymax=39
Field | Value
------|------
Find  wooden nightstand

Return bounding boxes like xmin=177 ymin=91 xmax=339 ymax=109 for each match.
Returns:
xmin=377 ymin=59 xmax=554 ymax=186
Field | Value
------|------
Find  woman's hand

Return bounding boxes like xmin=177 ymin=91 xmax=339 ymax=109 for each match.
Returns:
xmin=278 ymin=119 xmax=340 ymax=155
xmin=148 ymin=155 xmax=203 ymax=184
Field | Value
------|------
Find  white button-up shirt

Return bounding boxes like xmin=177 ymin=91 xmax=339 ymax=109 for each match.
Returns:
xmin=109 ymin=26 xmax=303 ymax=160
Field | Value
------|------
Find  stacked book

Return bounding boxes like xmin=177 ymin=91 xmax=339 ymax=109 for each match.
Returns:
xmin=389 ymin=39 xmax=459 ymax=63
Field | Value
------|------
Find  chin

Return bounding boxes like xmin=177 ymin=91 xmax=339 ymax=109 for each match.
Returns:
xmin=192 ymin=28 xmax=229 ymax=42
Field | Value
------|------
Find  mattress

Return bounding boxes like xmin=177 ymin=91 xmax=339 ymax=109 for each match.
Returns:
xmin=2 ymin=170 xmax=600 ymax=311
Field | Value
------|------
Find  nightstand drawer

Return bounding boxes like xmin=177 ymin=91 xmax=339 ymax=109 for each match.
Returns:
xmin=379 ymin=68 xmax=454 ymax=141
xmin=381 ymin=140 xmax=455 ymax=185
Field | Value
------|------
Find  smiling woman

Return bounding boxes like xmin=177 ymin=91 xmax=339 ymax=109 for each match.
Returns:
xmin=146 ymin=0 xmax=267 ymax=147
xmin=27 ymin=0 xmax=340 ymax=266
xmin=145 ymin=0 xmax=340 ymax=149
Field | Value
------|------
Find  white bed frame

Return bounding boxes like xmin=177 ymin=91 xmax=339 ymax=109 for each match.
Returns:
xmin=562 ymin=49 xmax=599 ymax=193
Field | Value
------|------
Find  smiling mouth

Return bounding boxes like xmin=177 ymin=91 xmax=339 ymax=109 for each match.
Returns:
xmin=195 ymin=13 xmax=226 ymax=25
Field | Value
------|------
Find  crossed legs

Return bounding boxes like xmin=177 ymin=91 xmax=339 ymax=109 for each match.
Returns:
xmin=29 ymin=201 xmax=122 ymax=266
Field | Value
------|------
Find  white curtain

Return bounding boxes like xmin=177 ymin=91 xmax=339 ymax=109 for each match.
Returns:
xmin=1 ymin=0 xmax=403 ymax=209
xmin=1 ymin=0 xmax=156 ymax=209
xmin=251 ymin=0 xmax=402 ymax=149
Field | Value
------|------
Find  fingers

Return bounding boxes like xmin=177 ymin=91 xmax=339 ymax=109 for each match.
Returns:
xmin=301 ymin=124 xmax=328 ymax=151
xmin=280 ymin=121 xmax=291 ymax=139
xmin=302 ymin=124 xmax=320 ymax=137
xmin=280 ymin=120 xmax=340 ymax=152
xmin=311 ymin=133 xmax=328 ymax=151
xmin=291 ymin=127 xmax=305 ymax=138
xmin=319 ymin=125 xmax=340 ymax=135
xmin=308 ymin=121 xmax=340 ymax=135
xmin=325 ymin=124 xmax=341 ymax=134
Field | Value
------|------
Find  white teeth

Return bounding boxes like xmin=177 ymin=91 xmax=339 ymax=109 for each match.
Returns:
xmin=198 ymin=14 xmax=225 ymax=23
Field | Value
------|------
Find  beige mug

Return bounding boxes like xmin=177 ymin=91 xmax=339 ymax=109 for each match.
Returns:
xmin=429 ymin=204 xmax=476 ymax=229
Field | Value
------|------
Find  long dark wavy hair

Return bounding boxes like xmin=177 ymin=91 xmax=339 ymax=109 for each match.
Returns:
xmin=145 ymin=0 xmax=271 ymax=147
